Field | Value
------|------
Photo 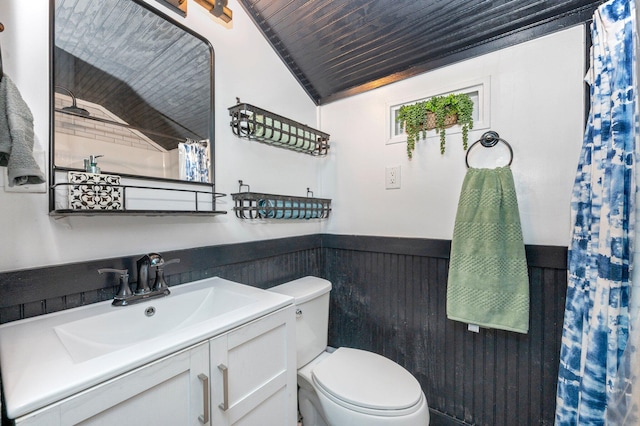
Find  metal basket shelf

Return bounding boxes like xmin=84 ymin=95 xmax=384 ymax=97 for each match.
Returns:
xmin=50 ymin=175 xmax=226 ymax=217
xmin=231 ymin=181 xmax=331 ymax=220
xmin=228 ymin=101 xmax=330 ymax=156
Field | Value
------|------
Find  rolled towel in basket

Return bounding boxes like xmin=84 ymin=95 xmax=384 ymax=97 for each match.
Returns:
xmin=254 ymin=115 xmax=313 ymax=150
xmin=258 ymin=199 xmax=321 ymax=219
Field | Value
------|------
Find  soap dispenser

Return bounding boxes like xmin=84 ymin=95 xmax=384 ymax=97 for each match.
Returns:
xmin=84 ymin=155 xmax=103 ymax=174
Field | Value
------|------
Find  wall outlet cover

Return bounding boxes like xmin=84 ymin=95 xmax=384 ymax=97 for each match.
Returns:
xmin=385 ymin=165 xmax=401 ymax=189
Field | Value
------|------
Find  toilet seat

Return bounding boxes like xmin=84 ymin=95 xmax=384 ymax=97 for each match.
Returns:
xmin=311 ymin=348 xmax=423 ymax=416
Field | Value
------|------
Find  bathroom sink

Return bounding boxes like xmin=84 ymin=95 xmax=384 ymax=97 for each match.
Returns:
xmin=0 ymin=277 xmax=293 ymax=419
xmin=54 ymin=285 xmax=257 ymax=363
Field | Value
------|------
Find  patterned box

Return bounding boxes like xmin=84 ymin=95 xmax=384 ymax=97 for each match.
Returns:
xmin=68 ymin=172 xmax=123 ymax=210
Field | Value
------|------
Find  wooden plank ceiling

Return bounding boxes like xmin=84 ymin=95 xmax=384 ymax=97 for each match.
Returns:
xmin=54 ymin=0 xmax=603 ymax=144
xmin=236 ymin=0 xmax=602 ymax=105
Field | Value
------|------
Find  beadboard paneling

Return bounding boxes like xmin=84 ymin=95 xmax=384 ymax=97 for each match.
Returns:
xmin=0 ymin=234 xmax=567 ymax=425
xmin=322 ymin=236 xmax=567 ymax=426
xmin=0 ymin=235 xmax=322 ymax=323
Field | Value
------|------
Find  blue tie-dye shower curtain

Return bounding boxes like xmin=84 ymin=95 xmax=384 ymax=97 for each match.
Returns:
xmin=555 ymin=0 xmax=638 ymax=424
xmin=179 ymin=139 xmax=210 ymax=183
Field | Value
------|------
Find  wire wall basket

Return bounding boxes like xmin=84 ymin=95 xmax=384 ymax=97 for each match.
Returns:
xmin=231 ymin=181 xmax=331 ymax=220
xmin=228 ymin=101 xmax=330 ymax=156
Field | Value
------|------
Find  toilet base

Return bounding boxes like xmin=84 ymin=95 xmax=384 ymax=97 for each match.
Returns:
xmin=299 ymin=387 xmax=329 ymax=426
xmin=297 ymin=351 xmax=430 ymax=426
xmin=313 ymin=386 xmax=429 ymax=426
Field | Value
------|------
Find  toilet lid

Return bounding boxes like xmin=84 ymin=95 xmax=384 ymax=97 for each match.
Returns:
xmin=312 ymin=348 xmax=422 ymax=411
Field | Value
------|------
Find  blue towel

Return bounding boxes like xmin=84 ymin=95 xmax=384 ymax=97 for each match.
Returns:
xmin=258 ymin=199 xmax=322 ymax=219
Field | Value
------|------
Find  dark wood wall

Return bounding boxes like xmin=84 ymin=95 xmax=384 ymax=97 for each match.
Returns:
xmin=0 ymin=234 xmax=567 ymax=425
xmin=323 ymin=235 xmax=567 ymax=426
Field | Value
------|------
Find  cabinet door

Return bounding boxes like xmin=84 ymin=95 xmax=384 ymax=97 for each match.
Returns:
xmin=210 ymin=306 xmax=296 ymax=426
xmin=16 ymin=342 xmax=210 ymax=426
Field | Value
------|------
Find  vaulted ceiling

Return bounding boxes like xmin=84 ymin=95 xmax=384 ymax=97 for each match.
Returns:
xmin=236 ymin=0 xmax=602 ymax=105
xmin=53 ymin=0 xmax=602 ymax=148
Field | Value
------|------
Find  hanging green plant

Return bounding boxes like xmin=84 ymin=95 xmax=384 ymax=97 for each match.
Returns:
xmin=396 ymin=93 xmax=474 ymax=159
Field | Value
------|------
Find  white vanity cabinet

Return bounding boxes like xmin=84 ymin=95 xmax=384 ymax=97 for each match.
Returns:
xmin=15 ymin=342 xmax=210 ymax=426
xmin=210 ymin=305 xmax=297 ymax=425
xmin=12 ymin=305 xmax=296 ymax=426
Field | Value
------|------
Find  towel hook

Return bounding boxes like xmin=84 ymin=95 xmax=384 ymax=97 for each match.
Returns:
xmin=465 ymin=131 xmax=514 ymax=168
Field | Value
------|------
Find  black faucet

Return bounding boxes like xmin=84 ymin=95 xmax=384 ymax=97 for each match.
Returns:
xmin=100 ymin=253 xmax=179 ymax=306
xmin=136 ymin=253 xmax=164 ymax=294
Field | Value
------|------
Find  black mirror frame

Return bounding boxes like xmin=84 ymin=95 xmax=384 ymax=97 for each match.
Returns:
xmin=48 ymin=0 xmax=217 ymax=214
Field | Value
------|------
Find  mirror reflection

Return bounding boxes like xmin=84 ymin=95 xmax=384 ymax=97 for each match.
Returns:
xmin=53 ymin=0 xmax=213 ymax=183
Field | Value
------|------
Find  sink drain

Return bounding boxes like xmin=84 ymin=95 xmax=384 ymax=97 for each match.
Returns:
xmin=145 ymin=306 xmax=156 ymax=317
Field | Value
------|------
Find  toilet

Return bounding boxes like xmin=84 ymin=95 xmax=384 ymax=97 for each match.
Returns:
xmin=269 ymin=276 xmax=430 ymax=426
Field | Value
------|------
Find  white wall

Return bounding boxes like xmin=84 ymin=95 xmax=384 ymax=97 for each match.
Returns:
xmin=0 ymin=0 xmax=323 ymax=271
xmin=319 ymin=26 xmax=585 ymax=246
xmin=0 ymin=0 xmax=586 ymax=272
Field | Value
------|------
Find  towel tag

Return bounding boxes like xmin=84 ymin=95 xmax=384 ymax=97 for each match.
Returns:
xmin=468 ymin=324 xmax=480 ymax=333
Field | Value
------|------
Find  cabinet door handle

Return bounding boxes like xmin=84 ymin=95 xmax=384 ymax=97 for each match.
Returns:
xmin=218 ymin=363 xmax=229 ymax=411
xmin=198 ymin=373 xmax=210 ymax=424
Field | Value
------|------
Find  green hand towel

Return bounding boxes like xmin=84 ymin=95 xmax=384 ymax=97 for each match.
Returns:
xmin=446 ymin=166 xmax=529 ymax=334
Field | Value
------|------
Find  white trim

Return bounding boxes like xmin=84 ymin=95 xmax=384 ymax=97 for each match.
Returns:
xmin=385 ymin=76 xmax=491 ymax=145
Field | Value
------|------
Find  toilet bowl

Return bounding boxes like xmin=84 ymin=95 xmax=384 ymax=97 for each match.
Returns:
xmin=269 ymin=277 xmax=429 ymax=426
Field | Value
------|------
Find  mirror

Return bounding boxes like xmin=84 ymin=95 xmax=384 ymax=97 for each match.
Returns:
xmin=52 ymin=0 xmax=213 ymax=183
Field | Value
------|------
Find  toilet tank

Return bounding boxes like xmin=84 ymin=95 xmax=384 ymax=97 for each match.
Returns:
xmin=269 ymin=276 xmax=332 ymax=368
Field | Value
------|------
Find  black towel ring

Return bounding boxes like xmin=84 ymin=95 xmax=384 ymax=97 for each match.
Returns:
xmin=465 ymin=131 xmax=514 ymax=168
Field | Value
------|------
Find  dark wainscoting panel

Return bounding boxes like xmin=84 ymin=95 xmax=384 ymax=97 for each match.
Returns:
xmin=0 ymin=235 xmax=323 ymax=323
xmin=322 ymin=235 xmax=567 ymax=426
xmin=0 ymin=233 xmax=568 ymax=426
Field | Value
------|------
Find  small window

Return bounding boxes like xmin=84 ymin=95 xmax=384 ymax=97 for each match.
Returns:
xmin=386 ymin=77 xmax=491 ymax=145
